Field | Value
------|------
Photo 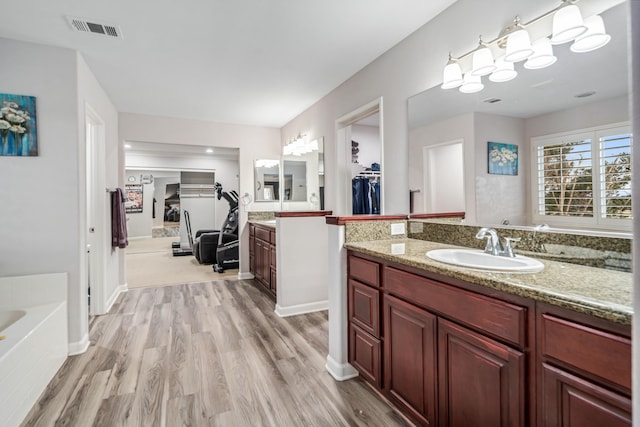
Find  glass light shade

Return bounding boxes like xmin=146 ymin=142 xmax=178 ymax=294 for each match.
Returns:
xmin=504 ymin=29 xmax=534 ymax=62
xmin=489 ymin=55 xmax=517 ymax=82
xmin=550 ymin=4 xmax=587 ymax=44
xmin=524 ymin=38 xmax=557 ymax=69
xmin=570 ymin=15 xmax=611 ymax=53
xmin=459 ymin=73 xmax=484 ymax=94
xmin=441 ymin=62 xmax=463 ymax=89
xmin=471 ymin=47 xmax=496 ymax=76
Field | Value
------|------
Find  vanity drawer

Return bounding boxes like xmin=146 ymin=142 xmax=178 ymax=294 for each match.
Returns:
xmin=255 ymin=226 xmax=271 ymax=242
xmin=540 ymin=314 xmax=631 ymax=391
xmin=384 ymin=266 xmax=526 ymax=347
xmin=349 ymin=255 xmax=380 ymax=288
xmin=349 ymin=279 xmax=380 ymax=337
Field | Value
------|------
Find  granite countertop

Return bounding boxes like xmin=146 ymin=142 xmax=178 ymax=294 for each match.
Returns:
xmin=249 ymin=219 xmax=276 ymax=229
xmin=345 ymin=238 xmax=632 ymax=325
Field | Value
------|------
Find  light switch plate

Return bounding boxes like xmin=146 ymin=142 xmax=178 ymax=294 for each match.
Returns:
xmin=391 ymin=222 xmax=405 ymax=235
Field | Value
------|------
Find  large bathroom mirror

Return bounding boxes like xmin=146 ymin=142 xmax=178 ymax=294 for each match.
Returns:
xmin=254 ymin=159 xmax=281 ymax=201
xmin=408 ymin=1 xmax=629 ymax=229
xmin=282 ymin=137 xmax=324 ymax=210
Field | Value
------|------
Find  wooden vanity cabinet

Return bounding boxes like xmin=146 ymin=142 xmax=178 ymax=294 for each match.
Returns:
xmin=348 ymin=255 xmax=382 ymax=387
xmin=537 ymin=304 xmax=631 ymax=427
xmin=249 ymin=223 xmax=276 ymax=296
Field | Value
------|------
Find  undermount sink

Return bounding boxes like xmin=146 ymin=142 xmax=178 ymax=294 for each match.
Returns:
xmin=426 ymin=249 xmax=544 ymax=273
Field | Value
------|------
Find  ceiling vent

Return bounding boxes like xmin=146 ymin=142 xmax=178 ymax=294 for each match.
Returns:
xmin=66 ymin=16 xmax=122 ymax=39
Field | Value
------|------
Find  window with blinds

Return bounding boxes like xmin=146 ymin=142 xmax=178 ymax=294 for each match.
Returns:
xmin=532 ymin=123 xmax=632 ymax=230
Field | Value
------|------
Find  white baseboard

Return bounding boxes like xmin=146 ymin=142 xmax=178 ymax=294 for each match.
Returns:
xmin=275 ymin=300 xmax=328 ymax=317
xmin=68 ymin=333 xmax=90 ymax=356
xmin=128 ymin=235 xmax=153 ymax=240
xmin=325 ymin=355 xmax=359 ymax=381
xmin=105 ymin=283 xmax=128 ymax=313
xmin=238 ymin=272 xmax=255 ymax=280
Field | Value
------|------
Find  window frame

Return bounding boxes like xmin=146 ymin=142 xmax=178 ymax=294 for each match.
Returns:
xmin=530 ymin=122 xmax=632 ymax=232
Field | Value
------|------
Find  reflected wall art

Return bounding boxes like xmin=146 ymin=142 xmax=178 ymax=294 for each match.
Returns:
xmin=488 ymin=141 xmax=518 ymax=176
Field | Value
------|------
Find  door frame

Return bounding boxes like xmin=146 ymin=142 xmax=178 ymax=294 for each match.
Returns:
xmin=85 ymin=103 xmax=108 ymax=315
xmin=335 ymin=97 xmax=384 ymax=216
xmin=422 ymin=139 xmax=465 ymax=213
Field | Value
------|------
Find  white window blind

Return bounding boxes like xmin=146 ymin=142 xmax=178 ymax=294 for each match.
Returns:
xmin=532 ymin=123 xmax=632 ymax=230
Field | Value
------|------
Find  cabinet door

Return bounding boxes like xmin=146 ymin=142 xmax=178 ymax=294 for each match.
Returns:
xmin=349 ymin=324 xmax=381 ymax=387
xmin=541 ymin=363 xmax=631 ymax=427
xmin=438 ymin=318 xmax=525 ymax=427
xmin=383 ymin=294 xmax=437 ymax=426
xmin=349 ymin=279 xmax=380 ymax=337
xmin=254 ymin=239 xmax=265 ymax=282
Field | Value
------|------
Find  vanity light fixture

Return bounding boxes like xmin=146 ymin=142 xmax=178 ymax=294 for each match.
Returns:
xmin=524 ymin=38 xmax=557 ymax=70
xmin=255 ymin=159 xmax=279 ymax=168
xmin=570 ymin=14 xmax=611 ymax=53
xmin=283 ymin=133 xmax=320 ymax=156
xmin=441 ymin=0 xmax=610 ymax=94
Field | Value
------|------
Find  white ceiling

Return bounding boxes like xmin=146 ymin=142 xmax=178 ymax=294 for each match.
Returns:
xmin=0 ymin=0 xmax=457 ymax=128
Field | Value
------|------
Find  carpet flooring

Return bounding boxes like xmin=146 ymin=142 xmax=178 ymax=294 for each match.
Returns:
xmin=126 ymin=236 xmax=238 ymax=289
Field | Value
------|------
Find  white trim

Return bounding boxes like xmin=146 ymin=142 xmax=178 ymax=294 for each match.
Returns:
xmin=103 ymin=283 xmax=128 ymax=314
xmin=325 ymin=355 xmax=359 ymax=381
xmin=68 ymin=333 xmax=90 ymax=355
xmin=238 ymin=272 xmax=255 ymax=280
xmin=274 ymin=300 xmax=328 ymax=317
xmin=127 ymin=235 xmax=153 ymax=240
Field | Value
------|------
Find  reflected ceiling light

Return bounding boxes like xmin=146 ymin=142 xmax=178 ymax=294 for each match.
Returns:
xmin=440 ymin=0 xmax=610 ymax=95
xmin=570 ymin=15 xmax=610 ymax=53
xmin=504 ymin=27 xmax=534 ymax=62
xmin=524 ymin=38 xmax=557 ymax=69
xmin=459 ymin=73 xmax=483 ymax=94
xmin=255 ymin=159 xmax=279 ymax=168
xmin=489 ymin=55 xmax=517 ymax=82
xmin=124 ymin=144 xmax=132 ymax=149
xmin=550 ymin=3 xmax=587 ymax=44
xmin=441 ymin=55 xmax=463 ymax=89
xmin=471 ymin=39 xmax=496 ymax=76
xmin=206 ymin=148 xmax=214 ymax=153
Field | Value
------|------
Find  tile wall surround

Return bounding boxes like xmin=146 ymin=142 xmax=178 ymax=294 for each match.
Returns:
xmin=344 ymin=220 xmax=408 ymax=243
xmin=248 ymin=211 xmax=276 ymax=221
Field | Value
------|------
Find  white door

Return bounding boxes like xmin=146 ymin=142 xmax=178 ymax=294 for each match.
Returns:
xmin=423 ymin=140 xmax=465 ymax=213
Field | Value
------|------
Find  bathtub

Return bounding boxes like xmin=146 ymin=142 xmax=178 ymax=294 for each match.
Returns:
xmin=0 ymin=273 xmax=68 ymax=427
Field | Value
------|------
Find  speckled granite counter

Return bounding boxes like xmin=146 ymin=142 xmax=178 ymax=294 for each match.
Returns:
xmin=345 ymin=238 xmax=632 ymax=325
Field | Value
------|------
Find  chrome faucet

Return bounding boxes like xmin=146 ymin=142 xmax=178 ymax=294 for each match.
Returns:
xmin=475 ymin=227 xmax=520 ymax=257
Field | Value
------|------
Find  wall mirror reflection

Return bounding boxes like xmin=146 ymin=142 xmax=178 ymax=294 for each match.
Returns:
xmin=408 ymin=1 xmax=630 ymax=231
xmin=254 ymin=159 xmax=280 ymax=201
xmin=282 ymin=137 xmax=324 ymax=210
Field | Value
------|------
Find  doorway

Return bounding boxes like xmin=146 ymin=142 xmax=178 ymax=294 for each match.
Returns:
xmin=335 ymin=98 xmax=383 ymax=216
xmin=423 ymin=139 xmax=465 ymax=213
xmin=85 ymin=105 xmax=107 ymax=315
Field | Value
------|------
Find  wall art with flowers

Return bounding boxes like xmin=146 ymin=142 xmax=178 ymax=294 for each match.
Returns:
xmin=0 ymin=93 xmax=38 ymax=156
xmin=488 ymin=141 xmax=518 ymax=176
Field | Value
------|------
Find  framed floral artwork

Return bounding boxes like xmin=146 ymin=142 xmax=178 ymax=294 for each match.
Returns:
xmin=0 ymin=93 xmax=38 ymax=156
xmin=488 ymin=142 xmax=518 ymax=176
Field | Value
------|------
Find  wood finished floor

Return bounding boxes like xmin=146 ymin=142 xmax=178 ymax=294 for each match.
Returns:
xmin=21 ymin=279 xmax=411 ymax=427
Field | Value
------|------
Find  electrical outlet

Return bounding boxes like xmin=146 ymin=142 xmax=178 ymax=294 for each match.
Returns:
xmin=390 ymin=222 xmax=405 ymax=235
xmin=409 ymin=221 xmax=424 ymax=234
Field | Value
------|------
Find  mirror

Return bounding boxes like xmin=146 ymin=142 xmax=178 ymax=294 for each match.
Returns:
xmin=283 ymin=160 xmax=307 ymax=201
xmin=408 ymin=2 xmax=629 ymax=228
xmin=254 ymin=159 xmax=280 ymax=201
xmin=282 ymin=137 xmax=324 ymax=210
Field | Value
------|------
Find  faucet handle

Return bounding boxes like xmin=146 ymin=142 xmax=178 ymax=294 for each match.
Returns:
xmin=502 ymin=237 xmax=521 ymax=257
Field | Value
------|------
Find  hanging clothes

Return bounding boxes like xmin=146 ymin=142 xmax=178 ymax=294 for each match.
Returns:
xmin=111 ymin=188 xmax=129 ymax=248
xmin=352 ymin=176 xmax=380 ymax=215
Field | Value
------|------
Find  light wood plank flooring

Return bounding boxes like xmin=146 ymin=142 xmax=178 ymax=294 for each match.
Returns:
xmin=21 ymin=279 xmax=410 ymax=426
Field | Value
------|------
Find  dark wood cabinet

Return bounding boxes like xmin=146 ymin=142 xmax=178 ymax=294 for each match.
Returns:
xmin=537 ymin=306 xmax=631 ymax=427
xmin=249 ymin=223 xmax=276 ymax=296
xmin=346 ymin=250 xmax=632 ymax=427
xmin=438 ymin=318 xmax=525 ymax=427
xmin=383 ymin=294 xmax=437 ymax=426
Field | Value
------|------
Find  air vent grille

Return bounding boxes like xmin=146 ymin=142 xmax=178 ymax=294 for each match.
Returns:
xmin=67 ymin=16 xmax=122 ymax=39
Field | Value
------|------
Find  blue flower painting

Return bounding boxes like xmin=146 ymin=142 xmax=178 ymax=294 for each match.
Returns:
xmin=0 ymin=93 xmax=38 ymax=156
xmin=488 ymin=142 xmax=518 ymax=175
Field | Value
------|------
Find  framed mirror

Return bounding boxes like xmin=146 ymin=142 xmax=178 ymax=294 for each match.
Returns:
xmin=408 ymin=2 xmax=629 ymax=230
xmin=282 ymin=137 xmax=324 ymax=210
xmin=254 ymin=159 xmax=281 ymax=202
